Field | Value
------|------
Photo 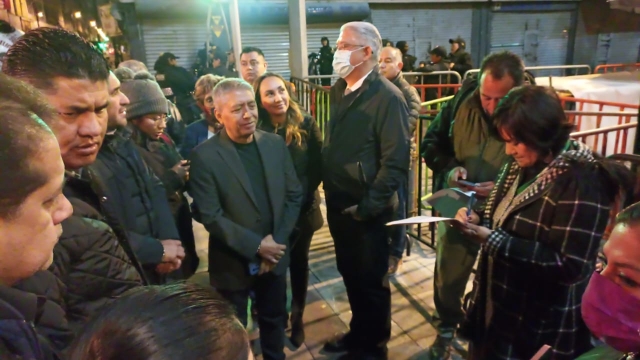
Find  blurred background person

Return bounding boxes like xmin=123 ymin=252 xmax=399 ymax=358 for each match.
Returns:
xmin=395 ymin=40 xmax=416 ymax=84
xmin=121 ymin=73 xmax=197 ymax=279
xmin=578 ymin=201 xmax=640 ymax=359
xmin=205 ymin=48 xmax=232 ymax=77
xmin=454 ymin=86 xmax=632 ymax=360
xmin=318 ymin=37 xmax=334 ymax=87
xmin=154 ymin=52 xmax=197 ymax=124
xmin=182 ymin=74 xmax=225 ymax=159
xmin=69 ymin=283 xmax=253 ymax=360
xmin=254 ymin=72 xmax=324 ymax=348
xmin=448 ymin=37 xmax=473 ymax=78
xmin=378 ymin=46 xmax=421 ymax=275
xmin=118 ymin=59 xmax=148 ymax=74
xmin=0 ymin=75 xmax=73 ymax=360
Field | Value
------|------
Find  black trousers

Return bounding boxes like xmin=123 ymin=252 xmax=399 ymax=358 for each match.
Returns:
xmin=326 ymin=208 xmax=392 ymax=356
xmin=217 ymin=272 xmax=287 ymax=360
xmin=289 ymin=217 xmax=316 ymax=323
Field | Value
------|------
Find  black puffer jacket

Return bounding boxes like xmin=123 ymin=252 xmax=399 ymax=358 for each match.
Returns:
xmin=14 ymin=168 xmax=145 ymax=352
xmin=0 ymin=285 xmax=61 ymax=360
xmin=391 ymin=73 xmax=421 ymax=136
xmin=91 ymin=129 xmax=180 ymax=284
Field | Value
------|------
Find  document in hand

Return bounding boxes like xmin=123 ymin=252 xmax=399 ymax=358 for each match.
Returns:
xmin=386 ymin=216 xmax=458 ymax=226
xmin=425 ymin=188 xmax=477 ymax=218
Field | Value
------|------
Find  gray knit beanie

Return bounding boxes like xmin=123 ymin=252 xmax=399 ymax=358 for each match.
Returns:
xmin=121 ymin=76 xmax=168 ymax=120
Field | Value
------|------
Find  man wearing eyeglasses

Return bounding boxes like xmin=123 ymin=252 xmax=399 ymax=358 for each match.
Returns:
xmin=90 ymin=72 xmax=185 ymax=285
xmin=321 ymin=22 xmax=410 ymax=360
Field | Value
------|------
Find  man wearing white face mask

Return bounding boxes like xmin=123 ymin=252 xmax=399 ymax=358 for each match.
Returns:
xmin=321 ymin=21 xmax=410 ymax=360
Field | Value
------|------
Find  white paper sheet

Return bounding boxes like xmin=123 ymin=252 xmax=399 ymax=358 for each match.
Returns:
xmin=386 ymin=216 xmax=458 ymax=226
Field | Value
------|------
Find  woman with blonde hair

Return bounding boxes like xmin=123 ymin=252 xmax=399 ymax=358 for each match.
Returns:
xmin=254 ymin=72 xmax=324 ymax=348
xmin=181 ymin=74 xmax=225 ymax=158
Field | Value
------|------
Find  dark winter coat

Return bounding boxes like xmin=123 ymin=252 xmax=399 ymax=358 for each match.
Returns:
xmin=0 ymin=285 xmax=60 ymax=360
xmin=13 ymin=167 xmax=145 ymax=352
xmin=91 ymin=129 xmax=180 ymax=284
xmin=462 ymin=142 xmax=619 ymax=360
xmin=258 ymin=115 xmax=324 ymax=232
xmin=391 ymin=73 xmax=421 ymax=136
xmin=322 ymin=68 xmax=410 ymax=219
xmin=131 ymin=128 xmax=199 ymax=278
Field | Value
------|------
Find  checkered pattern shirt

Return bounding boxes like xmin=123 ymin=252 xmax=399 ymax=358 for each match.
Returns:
xmin=463 ymin=143 xmax=613 ymax=360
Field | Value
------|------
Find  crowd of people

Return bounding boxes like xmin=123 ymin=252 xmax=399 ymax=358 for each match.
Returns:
xmin=0 ymin=19 xmax=638 ymax=360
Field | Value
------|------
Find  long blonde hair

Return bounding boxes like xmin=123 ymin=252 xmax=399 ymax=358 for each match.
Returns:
xmin=254 ymin=72 xmax=306 ymax=146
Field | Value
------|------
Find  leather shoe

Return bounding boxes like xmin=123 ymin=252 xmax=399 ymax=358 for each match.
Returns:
xmin=289 ymin=317 xmax=305 ymax=348
xmin=322 ymin=333 xmax=354 ymax=353
xmin=336 ymin=352 xmax=387 ymax=360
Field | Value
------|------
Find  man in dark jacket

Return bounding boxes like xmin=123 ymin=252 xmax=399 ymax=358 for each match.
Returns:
xmin=448 ymin=37 xmax=473 ymax=78
xmin=322 ymin=22 xmax=410 ymax=360
xmin=0 ymin=73 xmax=74 ymax=360
xmin=3 ymin=27 xmax=145 ymax=351
xmin=189 ymin=78 xmax=302 ymax=360
xmin=420 ymin=52 xmax=524 ymax=359
xmin=378 ymin=46 xmax=421 ymax=275
xmin=90 ymin=72 xmax=185 ymax=284
xmin=155 ymin=52 xmax=197 ymax=124
xmin=416 ymin=46 xmax=453 ymax=103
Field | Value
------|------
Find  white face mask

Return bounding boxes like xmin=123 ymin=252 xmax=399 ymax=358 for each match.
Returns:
xmin=332 ymin=47 xmax=364 ymax=78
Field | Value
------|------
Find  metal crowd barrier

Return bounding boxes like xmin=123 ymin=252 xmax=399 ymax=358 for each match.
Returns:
xmin=291 ymin=76 xmax=640 ymax=250
xmin=594 ymin=63 xmax=640 ymax=74
xmin=464 ymin=64 xmax=592 ymax=79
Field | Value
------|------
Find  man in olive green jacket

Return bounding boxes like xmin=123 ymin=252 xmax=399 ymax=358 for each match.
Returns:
xmin=420 ymin=51 xmax=525 ymax=360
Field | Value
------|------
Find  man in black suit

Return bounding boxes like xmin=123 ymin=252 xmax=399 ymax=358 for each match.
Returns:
xmin=188 ymin=78 xmax=303 ymax=360
xmin=322 ymin=22 xmax=410 ymax=360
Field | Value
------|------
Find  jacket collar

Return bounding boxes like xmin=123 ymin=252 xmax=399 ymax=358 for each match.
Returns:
xmin=0 ymin=285 xmax=42 ymax=323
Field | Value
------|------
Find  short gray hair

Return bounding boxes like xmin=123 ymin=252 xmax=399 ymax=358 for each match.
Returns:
xmin=381 ymin=47 xmax=402 ymax=64
xmin=212 ymin=78 xmax=254 ymax=108
xmin=341 ymin=22 xmax=382 ymax=61
xmin=118 ymin=60 xmax=148 ymax=73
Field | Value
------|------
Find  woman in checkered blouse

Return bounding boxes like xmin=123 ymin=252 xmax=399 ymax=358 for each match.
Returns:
xmin=453 ymin=86 xmax=634 ymax=360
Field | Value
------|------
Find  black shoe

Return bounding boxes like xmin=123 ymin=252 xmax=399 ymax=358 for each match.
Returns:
xmin=323 ymin=333 xmax=354 ymax=353
xmin=426 ymin=335 xmax=453 ymax=360
xmin=289 ymin=317 xmax=305 ymax=348
xmin=336 ymin=351 xmax=387 ymax=360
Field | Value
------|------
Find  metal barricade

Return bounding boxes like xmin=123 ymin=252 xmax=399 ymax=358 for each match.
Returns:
xmin=561 ymin=97 xmax=640 ymax=155
xmin=594 ymin=63 xmax=640 ymax=74
xmin=464 ymin=64 xmax=592 ymax=79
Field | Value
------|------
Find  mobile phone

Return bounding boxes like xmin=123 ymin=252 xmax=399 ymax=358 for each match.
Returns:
xmin=457 ymin=180 xmax=478 ymax=187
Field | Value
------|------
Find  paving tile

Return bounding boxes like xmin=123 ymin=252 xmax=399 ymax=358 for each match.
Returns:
xmin=190 ymin=193 xmax=475 ymax=359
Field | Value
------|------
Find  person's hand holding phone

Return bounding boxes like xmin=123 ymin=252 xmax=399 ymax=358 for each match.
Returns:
xmin=447 ymin=166 xmax=468 ymax=188
xmin=171 ymin=160 xmax=190 ymax=181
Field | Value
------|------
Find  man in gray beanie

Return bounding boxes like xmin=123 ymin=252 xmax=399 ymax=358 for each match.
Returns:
xmin=90 ymin=71 xmax=185 ymax=285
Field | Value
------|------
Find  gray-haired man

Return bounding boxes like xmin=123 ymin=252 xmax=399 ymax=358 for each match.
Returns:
xmin=188 ymin=78 xmax=302 ymax=360
xmin=322 ymin=22 xmax=410 ymax=360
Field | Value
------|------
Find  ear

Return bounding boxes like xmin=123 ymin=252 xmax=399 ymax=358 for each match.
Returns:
xmin=263 ymin=61 xmax=268 ymax=70
xmin=214 ymin=108 xmax=223 ymax=123
xmin=398 ymin=61 xmax=404 ymax=70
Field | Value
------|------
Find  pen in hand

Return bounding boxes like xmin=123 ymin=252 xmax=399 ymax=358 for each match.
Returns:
xmin=466 ymin=192 xmax=476 ymax=219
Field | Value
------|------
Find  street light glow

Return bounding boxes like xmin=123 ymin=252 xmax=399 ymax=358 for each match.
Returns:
xmin=90 ymin=20 xmax=96 ymax=27
xmin=74 ymin=11 xmax=82 ymax=19
xmin=37 ymin=12 xmax=44 ymax=18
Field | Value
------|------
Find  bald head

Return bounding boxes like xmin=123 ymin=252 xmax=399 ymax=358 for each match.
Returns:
xmin=378 ymin=47 xmax=403 ymax=80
